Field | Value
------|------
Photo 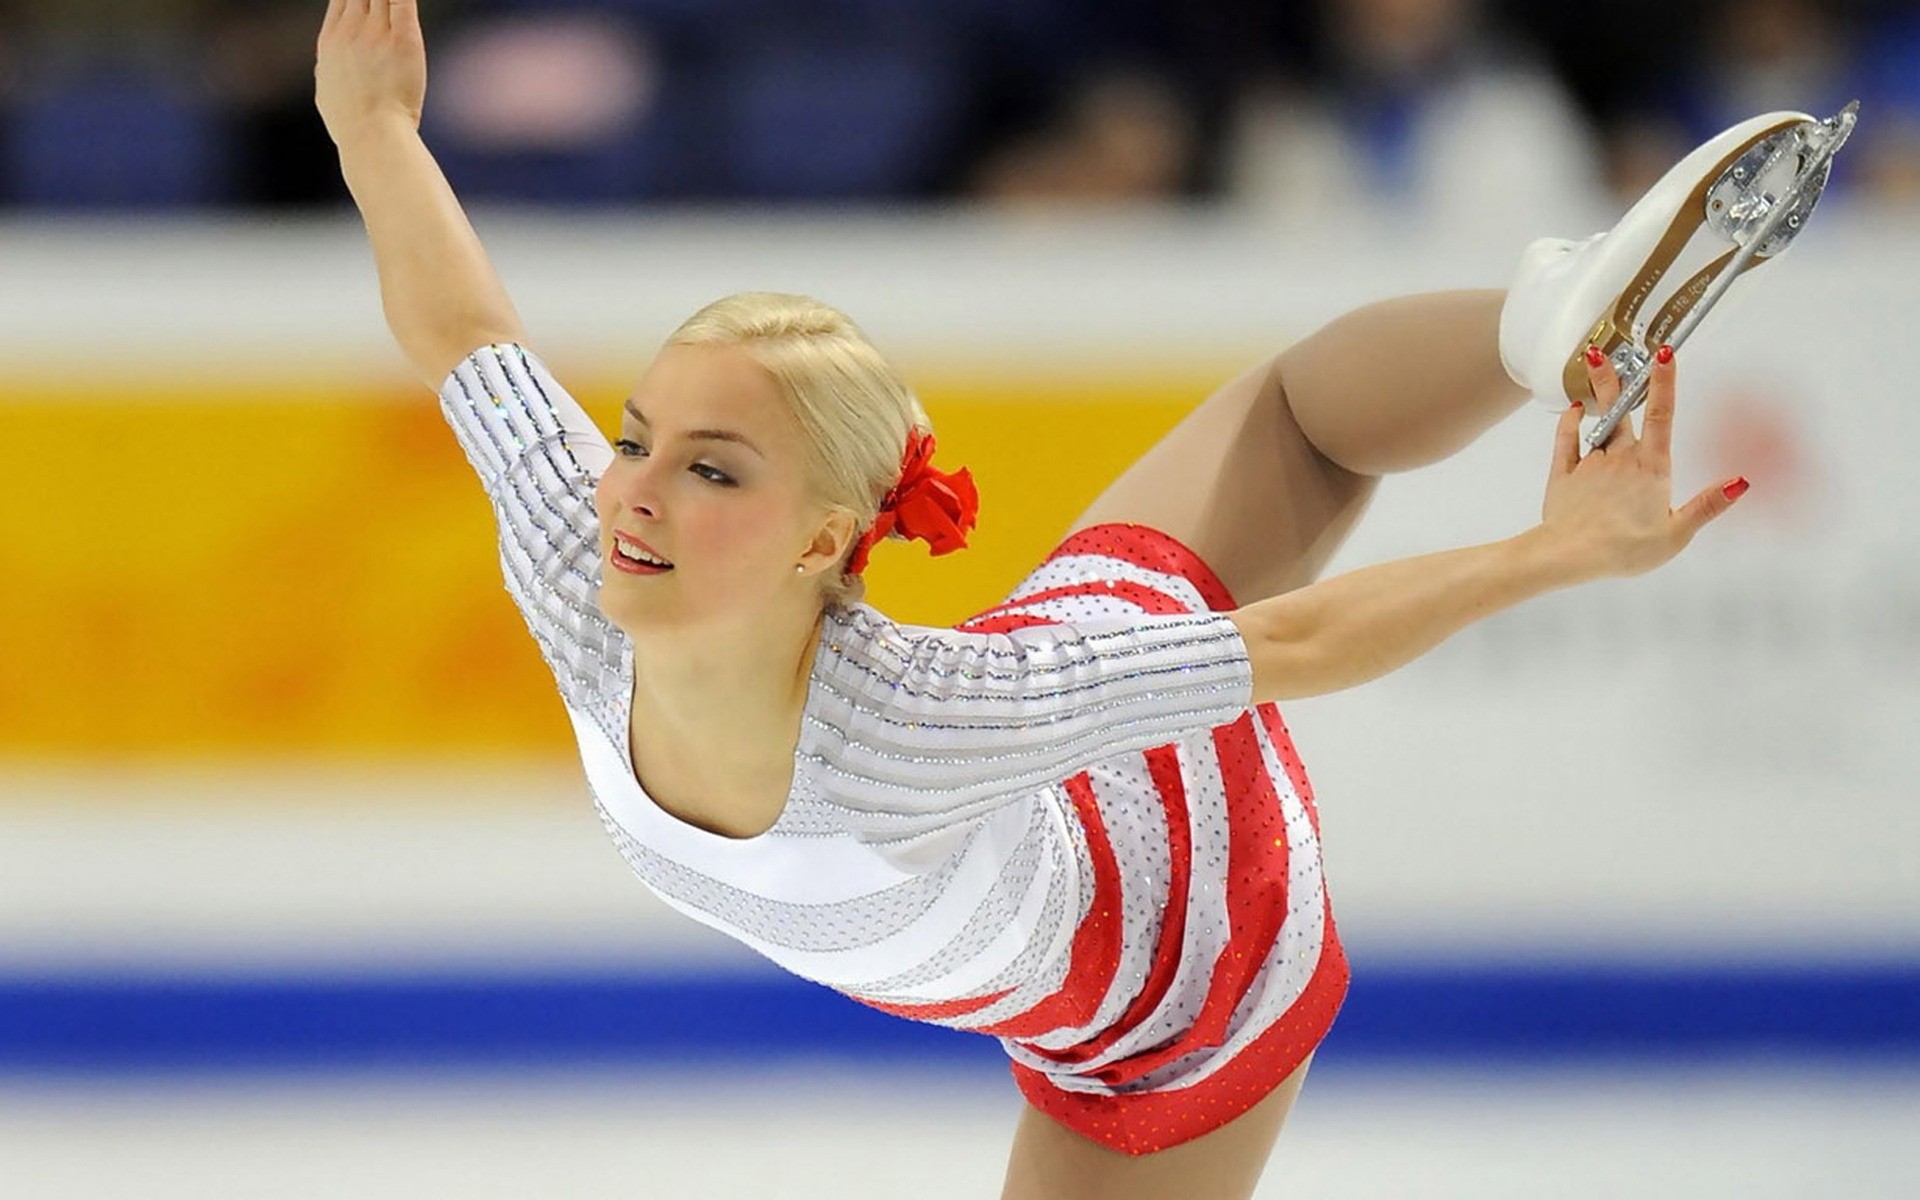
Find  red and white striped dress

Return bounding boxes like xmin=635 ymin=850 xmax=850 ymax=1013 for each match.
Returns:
xmin=442 ymin=343 xmax=1349 ymax=1155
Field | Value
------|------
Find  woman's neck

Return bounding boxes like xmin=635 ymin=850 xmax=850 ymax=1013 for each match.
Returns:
xmin=627 ymin=602 xmax=825 ymax=750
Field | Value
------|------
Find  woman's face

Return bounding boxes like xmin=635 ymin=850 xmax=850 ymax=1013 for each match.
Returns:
xmin=593 ymin=342 xmax=849 ymax=636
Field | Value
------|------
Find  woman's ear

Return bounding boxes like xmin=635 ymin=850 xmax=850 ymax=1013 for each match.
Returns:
xmin=799 ymin=506 xmax=859 ymax=574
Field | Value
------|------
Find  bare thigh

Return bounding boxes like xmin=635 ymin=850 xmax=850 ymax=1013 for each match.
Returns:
xmin=1064 ymin=359 xmax=1377 ymax=604
xmin=998 ymin=1053 xmax=1314 ymax=1200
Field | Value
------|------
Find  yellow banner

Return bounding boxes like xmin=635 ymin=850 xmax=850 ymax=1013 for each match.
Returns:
xmin=1 ymin=376 xmax=1203 ymax=758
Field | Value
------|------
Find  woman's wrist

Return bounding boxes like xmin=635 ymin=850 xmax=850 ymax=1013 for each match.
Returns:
xmin=328 ymin=109 xmax=422 ymax=154
xmin=1509 ymin=524 xmax=1606 ymax=590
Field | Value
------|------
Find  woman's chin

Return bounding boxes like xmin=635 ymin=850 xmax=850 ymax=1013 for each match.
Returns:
xmin=597 ymin=589 xmax=684 ymax=638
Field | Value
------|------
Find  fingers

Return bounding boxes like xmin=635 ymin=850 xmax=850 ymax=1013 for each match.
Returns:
xmin=1584 ymin=344 xmax=1637 ymax=448
xmin=1551 ymin=396 xmax=1583 ymax=477
xmin=389 ymin=0 xmax=421 ymax=38
xmin=1639 ymin=344 xmax=1676 ymax=474
xmin=1673 ymin=476 xmax=1750 ymax=546
xmin=325 ymin=0 xmax=414 ymax=46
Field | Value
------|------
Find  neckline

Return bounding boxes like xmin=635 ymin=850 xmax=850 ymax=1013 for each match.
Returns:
xmin=615 ymin=607 xmax=845 ymax=849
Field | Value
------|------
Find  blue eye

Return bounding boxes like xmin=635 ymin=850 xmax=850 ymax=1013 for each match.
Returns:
xmin=617 ymin=440 xmax=732 ymax=485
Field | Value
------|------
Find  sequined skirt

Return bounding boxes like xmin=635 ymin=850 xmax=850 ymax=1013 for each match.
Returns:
xmin=955 ymin=522 xmax=1350 ymax=1156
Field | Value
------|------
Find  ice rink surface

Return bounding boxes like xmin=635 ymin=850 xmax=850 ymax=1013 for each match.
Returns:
xmin=4 ymin=1062 xmax=1917 ymax=1199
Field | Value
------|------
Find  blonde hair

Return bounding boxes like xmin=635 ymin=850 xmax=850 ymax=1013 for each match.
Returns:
xmin=666 ymin=292 xmax=929 ymax=609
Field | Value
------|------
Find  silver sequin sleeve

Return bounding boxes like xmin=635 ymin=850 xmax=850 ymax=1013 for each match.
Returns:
xmin=438 ymin=343 xmax=628 ymax=719
xmin=801 ymin=605 xmax=1255 ymax=828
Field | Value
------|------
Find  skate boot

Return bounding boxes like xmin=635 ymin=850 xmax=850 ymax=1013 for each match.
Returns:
xmin=1500 ymin=103 xmax=1858 ymax=452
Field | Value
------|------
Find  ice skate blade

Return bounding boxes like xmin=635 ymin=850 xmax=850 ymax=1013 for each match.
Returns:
xmin=1705 ymin=100 xmax=1857 ymax=259
xmin=1580 ymin=102 xmax=1860 ymax=454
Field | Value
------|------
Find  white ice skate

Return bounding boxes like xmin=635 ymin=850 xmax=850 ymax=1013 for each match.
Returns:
xmin=1500 ymin=102 xmax=1859 ymax=452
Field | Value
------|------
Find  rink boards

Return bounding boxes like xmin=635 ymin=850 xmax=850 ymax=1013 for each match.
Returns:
xmin=1 ymin=212 xmax=1915 ymax=1071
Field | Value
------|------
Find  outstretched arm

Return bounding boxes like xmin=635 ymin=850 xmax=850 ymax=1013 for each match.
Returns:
xmin=1227 ymin=524 xmax=1579 ymax=702
xmin=317 ymin=7 xmax=622 ymax=713
xmin=1230 ymin=349 xmax=1748 ymax=702
xmin=317 ymin=0 xmax=524 ymax=387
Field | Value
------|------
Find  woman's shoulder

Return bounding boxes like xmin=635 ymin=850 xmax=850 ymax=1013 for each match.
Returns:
xmin=815 ymin=600 xmax=1012 ymax=675
xmin=818 ymin=600 xmax=932 ymax=656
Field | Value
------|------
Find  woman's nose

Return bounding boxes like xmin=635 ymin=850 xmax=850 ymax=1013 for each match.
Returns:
xmin=607 ymin=461 xmax=662 ymax=516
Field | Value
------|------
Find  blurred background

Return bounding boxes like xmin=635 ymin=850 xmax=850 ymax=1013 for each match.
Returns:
xmin=2 ymin=0 xmax=1918 ymax=1196
xmin=3 ymin=0 xmax=1920 ymax=212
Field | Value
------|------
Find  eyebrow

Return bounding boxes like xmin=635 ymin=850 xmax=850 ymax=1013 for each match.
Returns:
xmin=623 ymin=400 xmax=764 ymax=458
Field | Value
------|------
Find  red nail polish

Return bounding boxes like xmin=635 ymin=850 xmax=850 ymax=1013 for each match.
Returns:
xmin=1723 ymin=477 xmax=1750 ymax=501
xmin=1585 ymin=344 xmax=1605 ymax=367
xmin=1656 ymin=344 xmax=1674 ymax=365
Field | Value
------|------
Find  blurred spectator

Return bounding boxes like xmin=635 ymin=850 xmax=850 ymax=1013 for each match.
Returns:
xmin=0 ymin=0 xmax=1907 ymax=214
xmin=206 ymin=0 xmax=346 ymax=206
xmin=1696 ymin=0 xmax=1854 ymax=124
xmin=9 ymin=67 xmax=226 ymax=209
xmin=1600 ymin=0 xmax=1864 ymax=201
xmin=714 ymin=13 xmax=965 ymax=202
xmin=0 ymin=8 xmax=17 ymax=202
xmin=1851 ymin=9 xmax=1920 ymax=201
xmin=1581 ymin=0 xmax=1920 ymax=206
xmin=2 ymin=0 xmax=226 ymax=209
xmin=422 ymin=8 xmax=666 ymax=204
xmin=1858 ymin=12 xmax=1920 ymax=199
xmin=968 ymin=66 xmax=1200 ymax=205
xmin=7 ymin=0 xmax=209 ymax=49
xmin=953 ymin=0 xmax=1309 ymax=205
xmin=1226 ymin=0 xmax=1599 ymax=228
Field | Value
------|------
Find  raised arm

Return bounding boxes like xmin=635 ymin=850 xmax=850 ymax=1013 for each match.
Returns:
xmin=316 ymin=0 xmax=523 ymax=387
xmin=315 ymin=4 xmax=625 ymax=718
xmin=1229 ymin=349 xmax=1748 ymax=703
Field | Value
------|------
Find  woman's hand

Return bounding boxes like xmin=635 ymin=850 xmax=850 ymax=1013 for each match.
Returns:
xmin=315 ymin=0 xmax=427 ymax=145
xmin=314 ymin=0 xmax=523 ymax=385
xmin=1538 ymin=346 xmax=1748 ymax=580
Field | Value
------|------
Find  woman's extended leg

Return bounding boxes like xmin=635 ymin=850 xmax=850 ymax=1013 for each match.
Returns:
xmin=998 ymin=1055 xmax=1314 ymax=1200
xmin=1065 ymin=289 xmax=1528 ymax=604
xmin=1273 ymin=288 xmax=1530 ymax=478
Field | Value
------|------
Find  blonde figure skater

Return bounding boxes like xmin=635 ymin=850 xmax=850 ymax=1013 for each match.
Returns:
xmin=317 ymin=2 xmax=1848 ymax=1196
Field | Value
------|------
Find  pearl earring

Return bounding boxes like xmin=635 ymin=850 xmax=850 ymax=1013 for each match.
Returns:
xmin=795 ymin=565 xmax=805 ymax=574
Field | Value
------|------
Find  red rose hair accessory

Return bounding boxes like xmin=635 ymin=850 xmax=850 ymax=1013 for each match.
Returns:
xmin=845 ymin=429 xmax=978 ymax=576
